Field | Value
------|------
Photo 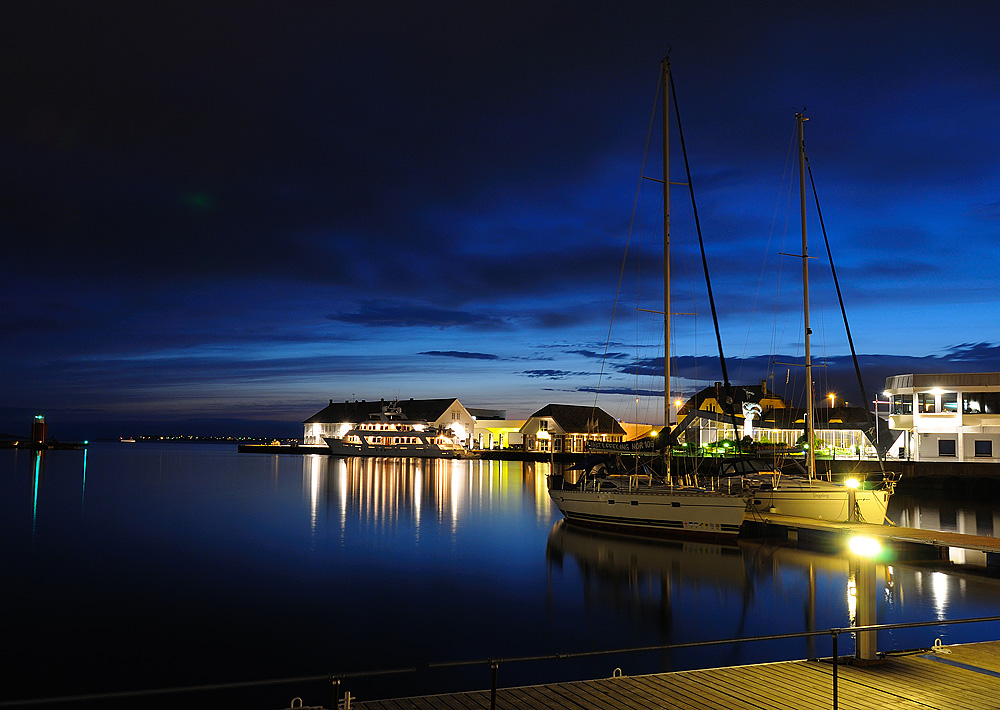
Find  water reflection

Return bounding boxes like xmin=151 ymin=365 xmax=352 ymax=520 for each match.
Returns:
xmin=299 ymin=455 xmax=553 ymax=541
xmin=23 ymin=448 xmax=89 ymax=538
xmin=890 ymin=494 xmax=1000 ymax=568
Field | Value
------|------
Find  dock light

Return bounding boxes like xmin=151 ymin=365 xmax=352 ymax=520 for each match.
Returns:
xmin=849 ymin=535 xmax=881 ymax=662
xmin=829 ymin=393 xmax=835 ymax=408
xmin=846 ymin=478 xmax=860 ymax=523
xmin=848 ymin=535 xmax=881 ymax=558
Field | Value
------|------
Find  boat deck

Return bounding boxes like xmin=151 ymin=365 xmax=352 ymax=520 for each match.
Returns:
xmin=350 ymin=640 xmax=1000 ymax=710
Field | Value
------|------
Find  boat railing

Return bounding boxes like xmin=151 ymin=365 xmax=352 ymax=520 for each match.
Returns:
xmin=31 ymin=614 xmax=1000 ymax=709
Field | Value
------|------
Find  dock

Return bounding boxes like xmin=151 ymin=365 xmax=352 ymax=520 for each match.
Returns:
xmin=349 ymin=640 xmax=1000 ymax=710
xmin=746 ymin=512 xmax=1000 ymax=564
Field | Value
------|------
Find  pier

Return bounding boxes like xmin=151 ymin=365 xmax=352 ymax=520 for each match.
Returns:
xmin=348 ymin=639 xmax=1000 ymax=710
xmin=745 ymin=512 xmax=1000 ymax=566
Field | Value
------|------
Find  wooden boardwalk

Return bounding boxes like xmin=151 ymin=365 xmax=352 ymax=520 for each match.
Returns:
xmin=351 ymin=640 xmax=1000 ymax=710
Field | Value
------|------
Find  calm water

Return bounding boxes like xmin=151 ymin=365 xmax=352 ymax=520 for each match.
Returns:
xmin=4 ymin=443 xmax=1000 ymax=708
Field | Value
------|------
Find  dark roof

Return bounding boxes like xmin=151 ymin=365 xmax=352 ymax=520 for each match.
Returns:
xmin=679 ymin=382 xmax=787 ymax=415
xmin=527 ymin=404 xmax=626 ymax=435
xmin=304 ymin=398 xmax=461 ymax=424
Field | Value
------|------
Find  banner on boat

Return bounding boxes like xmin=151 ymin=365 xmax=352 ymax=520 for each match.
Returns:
xmin=586 ymin=438 xmax=658 ymax=453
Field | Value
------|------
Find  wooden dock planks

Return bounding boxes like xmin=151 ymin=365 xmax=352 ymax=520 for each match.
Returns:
xmin=349 ymin=641 xmax=1000 ymax=710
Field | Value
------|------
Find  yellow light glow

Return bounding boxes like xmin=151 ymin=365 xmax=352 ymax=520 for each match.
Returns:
xmin=650 ymin=430 xmax=658 ymax=437
xmin=848 ymin=536 xmax=881 ymax=557
xmin=845 ymin=477 xmax=860 ymax=489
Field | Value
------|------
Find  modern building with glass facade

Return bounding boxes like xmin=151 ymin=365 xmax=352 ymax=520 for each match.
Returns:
xmin=884 ymin=372 xmax=1000 ymax=462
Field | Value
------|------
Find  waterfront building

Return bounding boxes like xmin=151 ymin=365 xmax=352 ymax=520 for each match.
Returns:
xmin=675 ymin=382 xmax=877 ymax=456
xmin=303 ymin=398 xmax=475 ymax=447
xmin=520 ymin=404 xmax=626 ymax=453
xmin=468 ymin=409 xmax=526 ymax=450
xmin=883 ymin=372 xmax=1000 ymax=462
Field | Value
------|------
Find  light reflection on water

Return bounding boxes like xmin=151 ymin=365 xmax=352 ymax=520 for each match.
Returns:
xmin=3 ymin=444 xmax=1000 ymax=707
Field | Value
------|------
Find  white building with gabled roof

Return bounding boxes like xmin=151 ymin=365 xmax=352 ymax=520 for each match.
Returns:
xmin=303 ymin=398 xmax=474 ymax=446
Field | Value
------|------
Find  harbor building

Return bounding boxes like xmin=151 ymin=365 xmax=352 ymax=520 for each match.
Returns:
xmin=883 ymin=372 xmax=1000 ymax=462
xmin=675 ymin=381 xmax=880 ymax=457
xmin=468 ymin=409 xmax=526 ymax=450
xmin=521 ymin=404 xmax=626 ymax=453
xmin=303 ymin=398 xmax=475 ymax=447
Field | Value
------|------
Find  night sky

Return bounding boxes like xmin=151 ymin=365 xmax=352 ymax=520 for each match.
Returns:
xmin=3 ymin=2 xmax=1000 ymax=439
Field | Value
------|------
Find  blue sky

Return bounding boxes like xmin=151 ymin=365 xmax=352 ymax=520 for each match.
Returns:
xmin=3 ymin=1 xmax=1000 ymax=438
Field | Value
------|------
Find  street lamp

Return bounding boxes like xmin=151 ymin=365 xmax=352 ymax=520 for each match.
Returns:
xmin=848 ymin=535 xmax=882 ymax=662
xmin=829 ymin=392 xmax=836 ymax=408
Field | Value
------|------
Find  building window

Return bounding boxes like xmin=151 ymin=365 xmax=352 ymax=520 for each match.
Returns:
xmin=918 ymin=393 xmax=937 ymax=413
xmin=975 ymin=440 xmax=993 ymax=457
xmin=938 ymin=439 xmax=957 ymax=457
xmin=891 ymin=395 xmax=913 ymax=415
xmin=539 ymin=420 xmax=548 ymax=430
xmin=941 ymin=393 xmax=958 ymax=413
xmin=963 ymin=392 xmax=1000 ymax=414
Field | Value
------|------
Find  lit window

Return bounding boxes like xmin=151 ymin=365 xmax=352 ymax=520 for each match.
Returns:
xmin=918 ymin=393 xmax=936 ymax=413
xmin=963 ymin=392 xmax=1000 ymax=414
xmin=941 ymin=393 xmax=958 ymax=413
xmin=891 ymin=395 xmax=913 ymax=415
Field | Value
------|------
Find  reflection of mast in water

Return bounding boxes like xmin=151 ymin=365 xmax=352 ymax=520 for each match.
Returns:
xmin=546 ymin=520 xmax=752 ymax=667
xmin=546 ymin=522 xmax=855 ymax=668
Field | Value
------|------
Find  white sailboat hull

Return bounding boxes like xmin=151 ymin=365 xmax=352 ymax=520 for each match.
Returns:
xmin=747 ymin=481 xmax=890 ymax=523
xmin=548 ymin=483 xmax=747 ymax=539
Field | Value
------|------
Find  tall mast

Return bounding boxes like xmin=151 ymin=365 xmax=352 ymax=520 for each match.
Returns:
xmin=661 ymin=57 xmax=671 ymax=432
xmin=797 ymin=112 xmax=816 ymax=479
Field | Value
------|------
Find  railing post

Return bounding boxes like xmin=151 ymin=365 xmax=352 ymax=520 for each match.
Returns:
xmin=330 ymin=676 xmax=341 ymax=710
xmin=831 ymin=629 xmax=839 ymax=710
xmin=490 ymin=659 xmax=500 ymax=710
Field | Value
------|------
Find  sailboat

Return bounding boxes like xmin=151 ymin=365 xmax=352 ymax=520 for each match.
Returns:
xmin=546 ymin=58 xmax=749 ymax=540
xmin=740 ymin=113 xmax=892 ymax=524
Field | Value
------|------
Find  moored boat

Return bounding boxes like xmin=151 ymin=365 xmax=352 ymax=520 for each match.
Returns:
xmin=324 ymin=401 xmax=474 ymax=459
xmin=546 ymin=57 xmax=750 ymax=539
xmin=733 ymin=113 xmax=894 ymax=524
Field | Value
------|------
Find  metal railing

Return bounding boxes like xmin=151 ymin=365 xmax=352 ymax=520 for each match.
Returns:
xmin=4 ymin=616 xmax=1000 ymax=709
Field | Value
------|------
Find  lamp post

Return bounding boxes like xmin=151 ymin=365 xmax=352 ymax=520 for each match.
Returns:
xmin=848 ymin=535 xmax=881 ymax=662
xmin=845 ymin=477 xmax=859 ymax=523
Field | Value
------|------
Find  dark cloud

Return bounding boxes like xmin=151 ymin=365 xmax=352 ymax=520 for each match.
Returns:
xmin=420 ymin=351 xmax=500 ymax=360
xmin=328 ymin=302 xmax=509 ymax=330
xmin=521 ymin=370 xmax=594 ymax=380
xmin=564 ymin=348 xmax=629 ymax=361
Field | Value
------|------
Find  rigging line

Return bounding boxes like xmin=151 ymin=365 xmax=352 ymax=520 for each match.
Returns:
xmin=804 ymin=151 xmax=884 ymax=470
xmin=592 ymin=66 xmax=663 ymax=417
xmin=771 ymin=127 xmax=798 ymax=392
xmin=668 ymin=70 xmax=744 ymax=447
xmin=758 ymin=127 xmax=798 ymax=383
